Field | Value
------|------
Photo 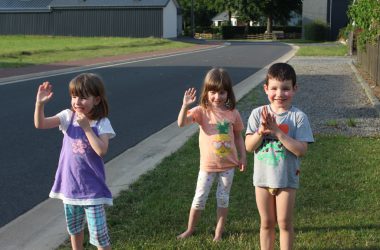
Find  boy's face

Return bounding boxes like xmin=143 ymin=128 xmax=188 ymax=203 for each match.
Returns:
xmin=264 ymin=78 xmax=297 ymax=112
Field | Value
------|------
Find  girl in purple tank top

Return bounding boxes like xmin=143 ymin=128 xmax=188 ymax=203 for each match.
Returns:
xmin=34 ymin=73 xmax=115 ymax=250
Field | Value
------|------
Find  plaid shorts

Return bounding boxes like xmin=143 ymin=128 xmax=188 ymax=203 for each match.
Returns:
xmin=64 ymin=204 xmax=111 ymax=247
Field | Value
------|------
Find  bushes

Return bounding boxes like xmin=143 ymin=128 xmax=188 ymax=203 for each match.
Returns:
xmin=348 ymin=0 xmax=380 ymax=50
xmin=220 ymin=26 xmax=302 ymax=39
xmin=304 ymin=20 xmax=329 ymax=41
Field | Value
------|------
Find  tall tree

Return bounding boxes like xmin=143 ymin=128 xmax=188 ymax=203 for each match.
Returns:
xmin=252 ymin=0 xmax=302 ymax=33
xmin=177 ymin=0 xmax=217 ymax=33
xmin=238 ymin=0 xmax=262 ymax=27
xmin=213 ymin=0 xmax=239 ymax=25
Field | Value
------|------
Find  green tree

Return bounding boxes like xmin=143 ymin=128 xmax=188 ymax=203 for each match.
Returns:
xmin=249 ymin=0 xmax=302 ymax=33
xmin=238 ymin=0 xmax=262 ymax=28
xmin=177 ymin=0 xmax=217 ymax=32
xmin=177 ymin=0 xmax=301 ymax=35
xmin=348 ymin=0 xmax=380 ymax=50
xmin=213 ymin=0 xmax=239 ymax=25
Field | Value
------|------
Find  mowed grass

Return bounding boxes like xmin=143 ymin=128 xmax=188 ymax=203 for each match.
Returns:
xmin=295 ymin=43 xmax=348 ymax=56
xmin=59 ymin=134 xmax=380 ymax=249
xmin=0 ymin=35 xmax=193 ymax=68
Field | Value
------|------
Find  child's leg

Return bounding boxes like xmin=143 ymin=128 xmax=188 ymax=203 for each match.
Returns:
xmin=214 ymin=207 xmax=228 ymax=241
xmin=64 ymin=204 xmax=86 ymax=250
xmin=70 ymin=232 xmax=85 ymax=250
xmin=84 ymin=205 xmax=111 ymax=250
xmin=214 ymin=168 xmax=235 ymax=241
xmin=276 ymin=188 xmax=296 ymax=250
xmin=177 ymin=170 xmax=215 ymax=239
xmin=255 ymin=187 xmax=276 ymax=250
xmin=177 ymin=208 xmax=202 ymax=239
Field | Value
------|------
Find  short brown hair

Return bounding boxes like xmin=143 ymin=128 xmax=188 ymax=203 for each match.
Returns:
xmin=69 ymin=73 xmax=109 ymax=120
xmin=265 ymin=63 xmax=297 ymax=86
xmin=199 ymin=68 xmax=236 ymax=110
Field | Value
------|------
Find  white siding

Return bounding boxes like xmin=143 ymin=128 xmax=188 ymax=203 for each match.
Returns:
xmin=163 ymin=0 xmax=177 ymax=38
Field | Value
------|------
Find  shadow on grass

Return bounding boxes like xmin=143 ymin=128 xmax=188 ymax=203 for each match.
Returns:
xmin=296 ymin=223 xmax=380 ymax=233
xmin=322 ymin=248 xmax=379 ymax=250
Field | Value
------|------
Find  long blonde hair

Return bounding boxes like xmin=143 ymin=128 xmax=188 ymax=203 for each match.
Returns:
xmin=199 ymin=68 xmax=236 ymax=110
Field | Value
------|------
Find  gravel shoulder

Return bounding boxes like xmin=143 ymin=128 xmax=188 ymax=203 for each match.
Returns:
xmin=238 ymin=56 xmax=380 ymax=137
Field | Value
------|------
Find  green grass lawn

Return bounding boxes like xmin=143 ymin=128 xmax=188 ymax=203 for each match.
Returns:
xmin=281 ymin=40 xmax=348 ymax=56
xmin=0 ymin=36 xmax=348 ymax=69
xmin=295 ymin=43 xmax=348 ymax=56
xmin=229 ymin=39 xmax=349 ymax=57
xmin=0 ymin=35 xmax=193 ymax=68
xmin=58 ymin=134 xmax=380 ymax=250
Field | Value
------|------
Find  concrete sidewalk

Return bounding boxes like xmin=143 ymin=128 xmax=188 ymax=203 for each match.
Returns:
xmin=0 ymin=43 xmax=297 ymax=250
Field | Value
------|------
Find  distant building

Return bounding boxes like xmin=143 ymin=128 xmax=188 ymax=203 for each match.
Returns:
xmin=302 ymin=0 xmax=350 ymax=40
xmin=212 ymin=11 xmax=254 ymax=27
xmin=212 ymin=10 xmax=301 ymax=27
xmin=0 ymin=0 xmax=182 ymax=38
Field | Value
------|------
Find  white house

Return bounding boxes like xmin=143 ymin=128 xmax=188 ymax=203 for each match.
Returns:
xmin=212 ymin=11 xmax=255 ymax=27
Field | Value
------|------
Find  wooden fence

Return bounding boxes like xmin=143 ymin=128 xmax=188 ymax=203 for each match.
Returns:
xmin=195 ymin=32 xmax=301 ymax=41
xmin=357 ymin=38 xmax=380 ymax=86
xmin=194 ymin=33 xmax=221 ymax=39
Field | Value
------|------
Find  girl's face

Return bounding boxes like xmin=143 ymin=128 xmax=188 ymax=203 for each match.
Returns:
xmin=264 ymin=78 xmax=297 ymax=113
xmin=207 ymin=89 xmax=228 ymax=109
xmin=71 ymin=95 xmax=100 ymax=117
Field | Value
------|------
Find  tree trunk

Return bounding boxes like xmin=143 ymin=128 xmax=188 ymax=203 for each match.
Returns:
xmin=244 ymin=22 xmax=249 ymax=36
xmin=228 ymin=10 xmax=232 ymax=26
xmin=266 ymin=16 xmax=273 ymax=33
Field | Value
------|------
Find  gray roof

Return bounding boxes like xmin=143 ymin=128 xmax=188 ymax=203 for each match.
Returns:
xmin=0 ymin=0 xmax=52 ymax=10
xmin=49 ymin=0 xmax=178 ymax=8
xmin=212 ymin=11 xmax=239 ymax=21
xmin=212 ymin=11 xmax=229 ymax=22
xmin=0 ymin=0 xmax=179 ymax=11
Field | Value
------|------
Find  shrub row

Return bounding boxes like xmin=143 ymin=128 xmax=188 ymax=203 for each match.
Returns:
xmin=188 ymin=26 xmax=302 ymax=39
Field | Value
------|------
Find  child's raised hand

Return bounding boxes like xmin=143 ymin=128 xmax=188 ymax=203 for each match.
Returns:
xmin=183 ymin=88 xmax=196 ymax=108
xmin=36 ymin=81 xmax=54 ymax=104
xmin=76 ymin=112 xmax=91 ymax=130
xmin=260 ymin=106 xmax=281 ymax=136
xmin=259 ymin=106 xmax=271 ymax=136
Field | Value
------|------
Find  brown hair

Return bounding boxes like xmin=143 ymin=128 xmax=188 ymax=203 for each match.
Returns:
xmin=69 ymin=73 xmax=109 ymax=120
xmin=199 ymin=68 xmax=236 ymax=110
xmin=265 ymin=63 xmax=297 ymax=87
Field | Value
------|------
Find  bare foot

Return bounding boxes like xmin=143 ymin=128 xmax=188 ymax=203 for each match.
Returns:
xmin=177 ymin=230 xmax=194 ymax=239
xmin=213 ymin=235 xmax=222 ymax=242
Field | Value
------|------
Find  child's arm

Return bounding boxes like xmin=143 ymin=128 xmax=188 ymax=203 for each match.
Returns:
xmin=34 ymin=81 xmax=60 ymax=129
xmin=245 ymin=132 xmax=264 ymax=153
xmin=266 ymin=113 xmax=308 ymax=157
xmin=234 ymin=130 xmax=246 ymax=171
xmin=76 ymin=113 xmax=109 ymax=157
xmin=177 ymin=88 xmax=196 ymax=127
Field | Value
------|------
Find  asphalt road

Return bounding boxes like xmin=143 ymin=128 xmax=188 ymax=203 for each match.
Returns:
xmin=0 ymin=41 xmax=292 ymax=227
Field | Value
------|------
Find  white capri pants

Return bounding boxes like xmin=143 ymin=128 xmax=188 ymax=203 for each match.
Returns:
xmin=191 ymin=168 xmax=235 ymax=210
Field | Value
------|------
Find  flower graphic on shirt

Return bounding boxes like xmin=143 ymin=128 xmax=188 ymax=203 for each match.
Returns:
xmin=212 ymin=120 xmax=232 ymax=158
xmin=72 ymin=139 xmax=88 ymax=155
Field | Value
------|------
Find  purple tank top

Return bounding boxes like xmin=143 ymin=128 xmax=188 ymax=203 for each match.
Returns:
xmin=49 ymin=113 xmax=113 ymax=205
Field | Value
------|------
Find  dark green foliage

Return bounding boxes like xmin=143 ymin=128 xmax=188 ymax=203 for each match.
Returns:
xmin=304 ymin=20 xmax=329 ymax=41
xmin=347 ymin=0 xmax=380 ymax=50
